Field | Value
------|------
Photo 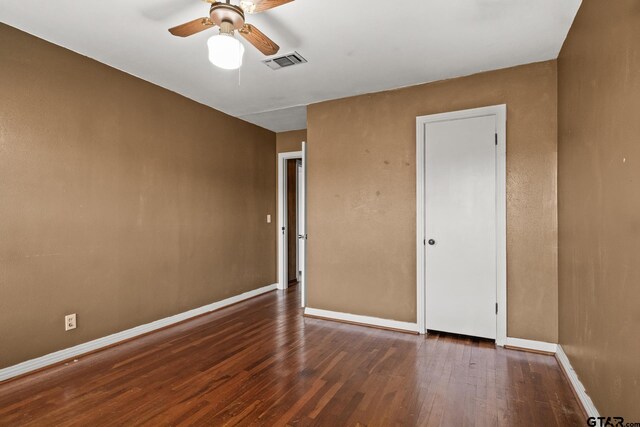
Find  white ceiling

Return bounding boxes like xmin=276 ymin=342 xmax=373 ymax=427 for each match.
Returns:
xmin=0 ymin=0 xmax=581 ymax=132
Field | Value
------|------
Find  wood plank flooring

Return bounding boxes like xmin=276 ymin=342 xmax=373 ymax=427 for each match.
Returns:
xmin=0 ymin=285 xmax=584 ymax=426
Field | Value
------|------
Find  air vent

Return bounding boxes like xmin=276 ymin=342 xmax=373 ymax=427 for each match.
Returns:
xmin=263 ymin=52 xmax=307 ymax=70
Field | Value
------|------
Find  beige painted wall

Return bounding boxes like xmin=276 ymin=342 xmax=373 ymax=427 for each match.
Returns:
xmin=0 ymin=24 xmax=276 ymax=369
xmin=276 ymin=129 xmax=307 ymax=153
xmin=558 ymin=0 xmax=640 ymax=419
xmin=307 ymin=61 xmax=559 ymax=343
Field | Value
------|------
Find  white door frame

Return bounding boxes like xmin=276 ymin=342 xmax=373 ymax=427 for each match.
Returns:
xmin=277 ymin=150 xmax=304 ymax=292
xmin=296 ymin=159 xmax=303 ymax=282
xmin=416 ymin=105 xmax=507 ymax=345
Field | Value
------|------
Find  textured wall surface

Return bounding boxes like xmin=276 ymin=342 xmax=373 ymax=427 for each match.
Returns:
xmin=307 ymin=61 xmax=559 ymax=342
xmin=558 ymin=0 xmax=640 ymax=418
xmin=276 ymin=129 xmax=307 ymax=153
xmin=0 ymin=24 xmax=276 ymax=368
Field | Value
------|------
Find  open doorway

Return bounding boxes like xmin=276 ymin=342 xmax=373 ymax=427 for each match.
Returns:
xmin=277 ymin=146 xmax=306 ymax=307
xmin=287 ymin=159 xmax=300 ymax=286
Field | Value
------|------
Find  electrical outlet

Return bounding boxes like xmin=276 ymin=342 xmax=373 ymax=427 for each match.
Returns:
xmin=65 ymin=313 xmax=77 ymax=331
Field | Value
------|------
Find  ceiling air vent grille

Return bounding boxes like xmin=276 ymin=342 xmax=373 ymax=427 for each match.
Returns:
xmin=263 ymin=52 xmax=307 ymax=70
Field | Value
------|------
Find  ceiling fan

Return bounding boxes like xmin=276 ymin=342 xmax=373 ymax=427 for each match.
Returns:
xmin=168 ymin=0 xmax=293 ymax=69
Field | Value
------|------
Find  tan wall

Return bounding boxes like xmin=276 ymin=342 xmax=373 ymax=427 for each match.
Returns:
xmin=307 ymin=61 xmax=559 ymax=342
xmin=558 ymin=0 xmax=640 ymax=419
xmin=276 ymin=129 xmax=307 ymax=153
xmin=0 ymin=24 xmax=276 ymax=369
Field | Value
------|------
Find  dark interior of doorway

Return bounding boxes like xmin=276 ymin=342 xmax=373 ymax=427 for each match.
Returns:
xmin=287 ymin=159 xmax=298 ymax=284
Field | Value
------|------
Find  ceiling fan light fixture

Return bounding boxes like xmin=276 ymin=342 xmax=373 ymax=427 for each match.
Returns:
xmin=207 ymin=32 xmax=245 ymax=70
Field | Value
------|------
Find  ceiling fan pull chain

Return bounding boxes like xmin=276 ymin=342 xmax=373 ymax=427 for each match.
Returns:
xmin=238 ymin=39 xmax=242 ymax=86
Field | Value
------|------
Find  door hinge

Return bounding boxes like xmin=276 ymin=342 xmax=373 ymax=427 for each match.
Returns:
xmin=495 ymin=133 xmax=498 ymax=145
xmin=424 ymin=239 xmax=426 ymax=246
xmin=495 ymin=303 xmax=498 ymax=314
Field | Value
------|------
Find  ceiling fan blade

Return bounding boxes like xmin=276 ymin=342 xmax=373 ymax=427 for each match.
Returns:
xmin=249 ymin=0 xmax=294 ymax=13
xmin=239 ymin=24 xmax=280 ymax=56
xmin=168 ymin=18 xmax=214 ymax=37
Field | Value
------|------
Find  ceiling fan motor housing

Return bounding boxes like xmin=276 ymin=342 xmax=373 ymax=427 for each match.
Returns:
xmin=209 ymin=3 xmax=245 ymax=31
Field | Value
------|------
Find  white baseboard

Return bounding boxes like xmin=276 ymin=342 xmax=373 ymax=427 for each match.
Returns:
xmin=304 ymin=307 xmax=419 ymax=333
xmin=504 ymin=337 xmax=558 ymax=353
xmin=0 ymin=283 xmax=277 ymax=382
xmin=556 ymin=345 xmax=600 ymax=418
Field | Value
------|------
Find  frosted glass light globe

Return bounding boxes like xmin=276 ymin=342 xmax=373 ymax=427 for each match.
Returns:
xmin=207 ymin=34 xmax=245 ymax=70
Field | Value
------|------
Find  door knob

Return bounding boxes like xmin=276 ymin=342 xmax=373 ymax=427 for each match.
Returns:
xmin=428 ymin=239 xmax=436 ymax=246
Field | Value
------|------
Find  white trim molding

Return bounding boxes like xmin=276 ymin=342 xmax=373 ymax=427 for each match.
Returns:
xmin=556 ymin=345 xmax=600 ymax=418
xmin=0 ymin=284 xmax=277 ymax=382
xmin=304 ymin=307 xmax=419 ymax=333
xmin=504 ymin=337 xmax=558 ymax=353
xmin=416 ymin=104 xmax=507 ymax=344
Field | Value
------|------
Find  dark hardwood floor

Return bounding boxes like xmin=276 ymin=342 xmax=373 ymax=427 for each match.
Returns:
xmin=0 ymin=285 xmax=584 ymax=426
